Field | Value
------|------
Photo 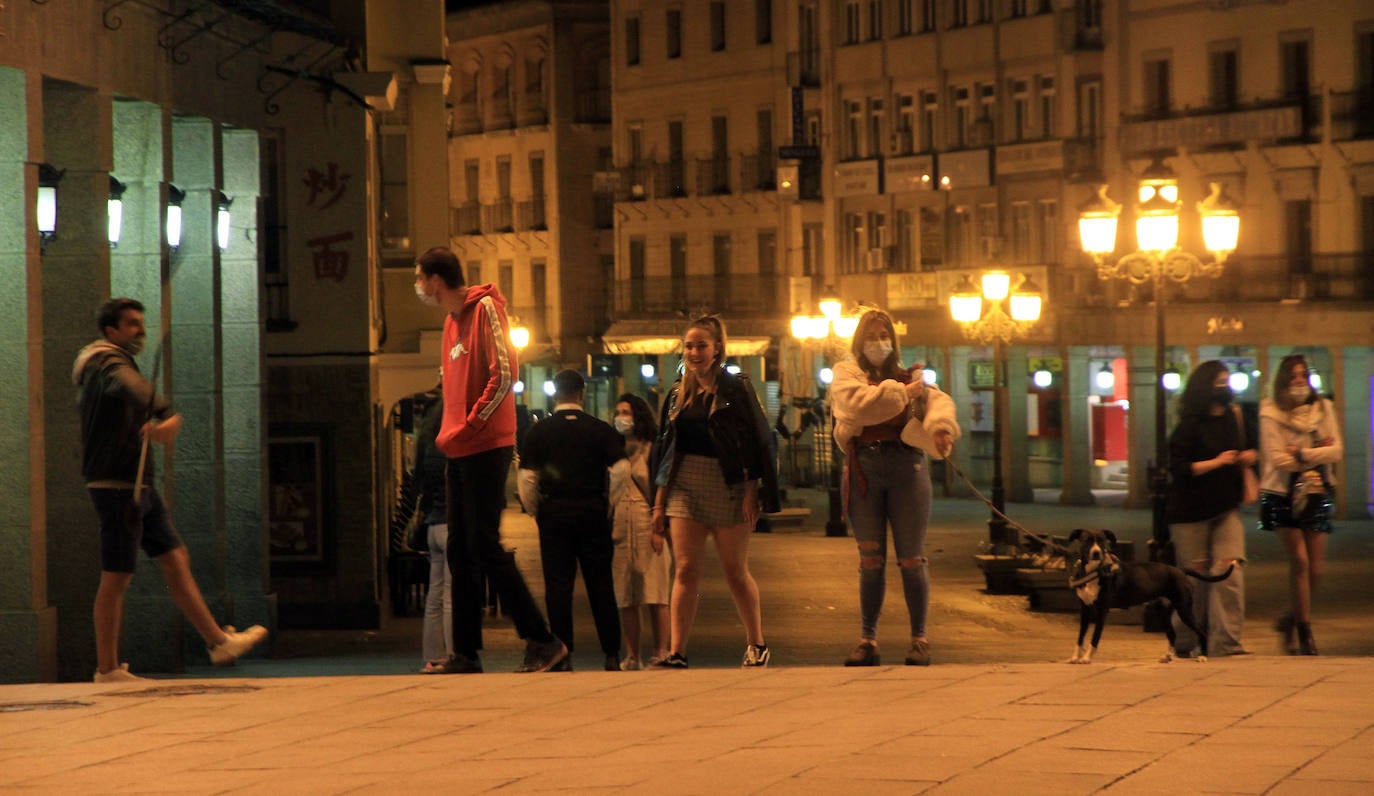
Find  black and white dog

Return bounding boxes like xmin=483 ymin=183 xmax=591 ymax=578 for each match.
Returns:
xmin=1066 ymin=528 xmax=1235 ymax=664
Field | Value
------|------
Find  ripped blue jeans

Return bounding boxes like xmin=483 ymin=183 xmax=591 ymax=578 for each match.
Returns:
xmin=846 ymin=443 xmax=931 ymax=640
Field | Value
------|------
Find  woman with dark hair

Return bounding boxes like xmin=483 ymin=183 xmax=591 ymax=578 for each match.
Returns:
xmin=610 ymin=392 xmax=672 ymax=669
xmin=650 ymin=315 xmax=780 ymax=668
xmin=1165 ymin=360 xmax=1256 ymax=658
xmin=830 ymin=309 xmax=959 ymax=667
xmin=1259 ymin=354 xmax=1343 ymax=655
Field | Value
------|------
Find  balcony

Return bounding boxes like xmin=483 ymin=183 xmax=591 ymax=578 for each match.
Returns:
xmin=1120 ymin=96 xmax=1308 ymax=154
xmin=454 ymin=202 xmax=481 ymax=235
xmin=517 ymin=96 xmax=548 ymax=128
xmin=1058 ymin=9 xmax=1102 ymax=52
xmin=787 ymin=50 xmax=821 ymax=88
xmin=481 ymin=200 xmax=514 ymax=234
xmin=1329 ymin=90 xmax=1374 ymax=141
xmin=1062 ymin=137 xmax=1102 ymax=181
xmin=576 ymin=89 xmax=611 ymax=124
xmin=593 ymin=193 xmax=615 ymax=229
xmin=696 ymin=156 xmax=732 ymax=195
xmin=1067 ymin=252 xmax=1374 ymax=306
xmin=516 ymin=198 xmax=546 ymax=231
xmin=740 ymin=152 xmax=777 ymax=191
xmin=614 ymin=274 xmax=784 ymax=317
xmin=651 ymin=160 xmax=688 ymax=199
xmin=452 ymin=101 xmax=482 ymax=136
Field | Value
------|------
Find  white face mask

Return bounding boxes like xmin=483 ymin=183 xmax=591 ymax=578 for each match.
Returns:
xmin=414 ymin=281 xmax=439 ymax=307
xmin=1288 ymin=384 xmax=1311 ymax=403
xmin=613 ymin=415 xmax=634 ymax=435
xmin=862 ymin=340 xmax=893 ymax=367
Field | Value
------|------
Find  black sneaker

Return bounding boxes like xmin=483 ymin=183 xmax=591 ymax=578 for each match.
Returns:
xmin=654 ymin=652 xmax=689 ymax=669
xmin=604 ymin=654 xmax=620 ymax=671
xmin=515 ymin=637 xmax=568 ymax=673
xmin=439 ymin=652 xmax=484 ymax=674
xmin=742 ymin=643 xmax=771 ymax=668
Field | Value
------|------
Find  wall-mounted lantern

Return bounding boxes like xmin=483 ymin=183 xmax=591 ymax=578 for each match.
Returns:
xmin=166 ymin=184 xmax=186 ymax=249
xmin=108 ymin=176 xmax=128 ymax=247
xmin=37 ymin=163 xmax=64 ymax=252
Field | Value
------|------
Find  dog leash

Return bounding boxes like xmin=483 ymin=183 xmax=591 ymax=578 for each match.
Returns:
xmin=942 ymin=453 xmax=1073 ymax=557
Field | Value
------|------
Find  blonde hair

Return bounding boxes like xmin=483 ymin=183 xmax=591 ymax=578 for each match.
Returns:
xmin=679 ymin=314 xmax=727 ymax=409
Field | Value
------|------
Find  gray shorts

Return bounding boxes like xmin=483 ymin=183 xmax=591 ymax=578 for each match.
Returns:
xmin=665 ymin=453 xmax=747 ymax=529
xmin=89 ymin=487 xmax=184 ymax=573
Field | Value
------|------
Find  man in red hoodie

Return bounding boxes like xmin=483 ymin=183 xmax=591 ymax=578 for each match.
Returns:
xmin=414 ymin=247 xmax=568 ymax=674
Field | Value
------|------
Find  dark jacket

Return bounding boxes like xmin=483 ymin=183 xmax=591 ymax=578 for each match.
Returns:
xmin=1166 ymin=409 xmax=1246 ymax=524
xmin=651 ymin=369 xmax=781 ymax=514
xmin=71 ymin=340 xmax=173 ymax=484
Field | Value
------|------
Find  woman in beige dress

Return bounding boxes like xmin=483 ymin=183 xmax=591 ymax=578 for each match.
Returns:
xmin=611 ymin=393 xmax=673 ymax=669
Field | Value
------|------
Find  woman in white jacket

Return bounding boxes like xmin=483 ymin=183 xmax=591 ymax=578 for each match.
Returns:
xmin=1259 ymin=354 xmax=1343 ymax=655
xmin=830 ymin=309 xmax=959 ymax=666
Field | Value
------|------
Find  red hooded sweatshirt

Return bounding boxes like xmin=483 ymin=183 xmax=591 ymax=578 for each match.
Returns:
xmin=436 ymin=284 xmax=518 ymax=458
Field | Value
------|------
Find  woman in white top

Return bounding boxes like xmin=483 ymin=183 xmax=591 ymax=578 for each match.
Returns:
xmin=610 ymin=393 xmax=673 ymax=669
xmin=1258 ymin=354 xmax=1343 ymax=655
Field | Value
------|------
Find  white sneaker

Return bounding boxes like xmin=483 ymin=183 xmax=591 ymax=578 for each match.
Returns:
xmin=94 ymin=663 xmax=143 ymax=683
xmin=209 ymin=624 xmax=268 ymax=666
xmin=619 ymin=656 xmax=642 ymax=671
xmin=742 ymin=643 xmax=771 ymax=668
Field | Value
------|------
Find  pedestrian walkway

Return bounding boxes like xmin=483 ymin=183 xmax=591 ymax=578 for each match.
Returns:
xmin=1 ymin=657 xmax=1371 ymax=793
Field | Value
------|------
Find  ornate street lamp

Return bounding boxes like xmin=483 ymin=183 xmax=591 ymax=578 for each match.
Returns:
xmin=508 ymin=316 xmax=531 ymax=404
xmin=790 ymin=293 xmax=861 ymax=537
xmin=949 ymin=270 xmax=1044 ymax=550
xmin=1077 ymin=161 xmax=1240 ymax=563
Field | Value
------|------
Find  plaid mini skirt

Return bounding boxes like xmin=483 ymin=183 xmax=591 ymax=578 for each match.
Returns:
xmin=664 ymin=453 xmax=748 ymax=529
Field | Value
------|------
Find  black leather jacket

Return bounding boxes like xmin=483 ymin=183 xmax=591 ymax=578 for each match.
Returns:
xmin=651 ymin=368 xmax=781 ymax=514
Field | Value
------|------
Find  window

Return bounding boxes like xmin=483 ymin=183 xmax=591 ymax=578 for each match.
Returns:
xmin=625 ymin=17 xmax=641 ymax=66
xmin=1285 ymin=199 xmax=1312 ymax=273
xmin=1081 ymin=0 xmax=1102 ymax=29
xmin=1143 ymin=55 xmax=1171 ymax=116
xmin=951 ymin=0 xmax=968 ymax=28
xmin=529 ymin=153 xmax=545 ymax=197
xmin=667 ymin=119 xmax=685 ymax=196
xmin=757 ymin=229 xmax=777 ymax=275
xmin=845 ymin=2 xmax=861 ymax=44
xmin=975 ymin=0 xmax=992 ymax=24
xmin=711 ymin=2 xmax=726 ymax=51
xmin=895 ymin=209 xmax=915 ymax=271
xmin=756 ymin=0 xmax=772 ymax=43
xmin=868 ymin=98 xmax=885 ymax=156
xmin=531 ymin=260 xmax=547 ymax=330
xmin=976 ymin=203 xmax=997 ymax=262
xmin=627 ymin=124 xmax=644 ymax=163
xmin=867 ymin=211 xmax=887 ymax=251
xmin=464 ymin=158 xmax=480 ymax=203
xmin=1209 ymin=45 xmax=1239 ymax=109
xmin=629 ymin=237 xmax=646 ymax=311
xmin=846 ymin=100 xmax=863 ymax=159
xmin=920 ymin=0 xmax=936 ymax=32
xmin=712 ymin=114 xmax=729 ymax=160
xmin=1280 ymin=34 xmax=1311 ymax=99
xmin=525 ymin=53 xmax=544 ymax=97
xmin=1037 ymin=199 xmax=1059 ymax=264
xmin=1011 ymin=202 xmax=1032 ymax=263
xmin=1077 ymin=78 xmax=1101 ymax=139
xmin=1010 ymin=0 xmax=1027 ymax=17
xmin=466 ymin=261 xmax=482 ymax=286
xmin=898 ymin=0 xmax=914 ymax=35
xmin=978 ymin=82 xmax=996 ymax=124
xmin=802 ymin=223 xmax=822 ymax=277
xmin=920 ymin=90 xmax=939 ymax=151
xmin=498 ymin=260 xmax=514 ymax=303
xmin=1009 ymin=80 xmax=1029 ymax=141
xmin=953 ymin=86 xmax=972 ymax=148
xmin=844 ymin=213 xmax=865 ymax=273
xmin=667 ymin=8 xmax=682 ymax=59
xmin=380 ymin=129 xmax=409 ymax=250
xmin=496 ymin=155 xmax=512 ymax=199
xmin=896 ymin=93 xmax=915 ymax=153
xmin=868 ymin=0 xmax=883 ymax=40
xmin=1039 ymin=75 xmax=1056 ymax=137
xmin=670 ymin=234 xmax=688 ymax=308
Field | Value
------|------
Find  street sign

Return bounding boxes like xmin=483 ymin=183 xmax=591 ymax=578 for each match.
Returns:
xmin=778 ymin=145 xmax=820 ymax=160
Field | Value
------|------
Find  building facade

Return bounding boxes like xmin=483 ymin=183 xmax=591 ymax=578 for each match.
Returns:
xmin=602 ymin=0 xmax=1372 ymax=517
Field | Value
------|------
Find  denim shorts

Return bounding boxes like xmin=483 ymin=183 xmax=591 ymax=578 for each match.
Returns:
xmin=89 ymin=487 xmax=185 ymax=572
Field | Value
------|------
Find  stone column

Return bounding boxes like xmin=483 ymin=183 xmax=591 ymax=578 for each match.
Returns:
xmin=1124 ymin=345 xmax=1158 ymax=510
xmin=0 ymin=68 xmax=59 ymax=683
xmin=1005 ymin=345 xmax=1033 ymax=503
xmin=41 ymin=80 xmax=116 ymax=682
xmin=1337 ymin=347 xmax=1371 ymax=519
xmin=1058 ymin=345 xmax=1096 ymax=505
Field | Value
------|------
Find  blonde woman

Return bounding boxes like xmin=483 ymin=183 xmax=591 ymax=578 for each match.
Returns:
xmin=649 ymin=316 xmax=780 ymax=668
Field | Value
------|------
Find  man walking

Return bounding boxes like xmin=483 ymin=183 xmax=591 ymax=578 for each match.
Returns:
xmin=518 ymin=369 xmax=629 ymax=671
xmin=414 ymin=247 xmax=567 ymax=674
xmin=75 ymin=298 xmax=267 ymax=681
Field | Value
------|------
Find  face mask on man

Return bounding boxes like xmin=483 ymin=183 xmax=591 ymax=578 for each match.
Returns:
xmin=414 ymin=281 xmax=439 ymax=307
xmin=1289 ymin=384 xmax=1312 ymax=403
xmin=1213 ymin=386 xmax=1234 ymax=406
xmin=613 ymin=415 xmax=634 ymax=435
xmin=862 ymin=341 xmax=893 ymax=367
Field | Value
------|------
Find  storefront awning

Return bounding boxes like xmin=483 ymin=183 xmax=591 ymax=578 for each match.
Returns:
xmin=601 ymin=319 xmax=775 ymax=356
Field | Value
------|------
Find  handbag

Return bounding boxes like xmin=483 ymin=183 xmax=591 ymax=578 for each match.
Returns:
xmin=1232 ymin=405 xmax=1258 ymax=505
